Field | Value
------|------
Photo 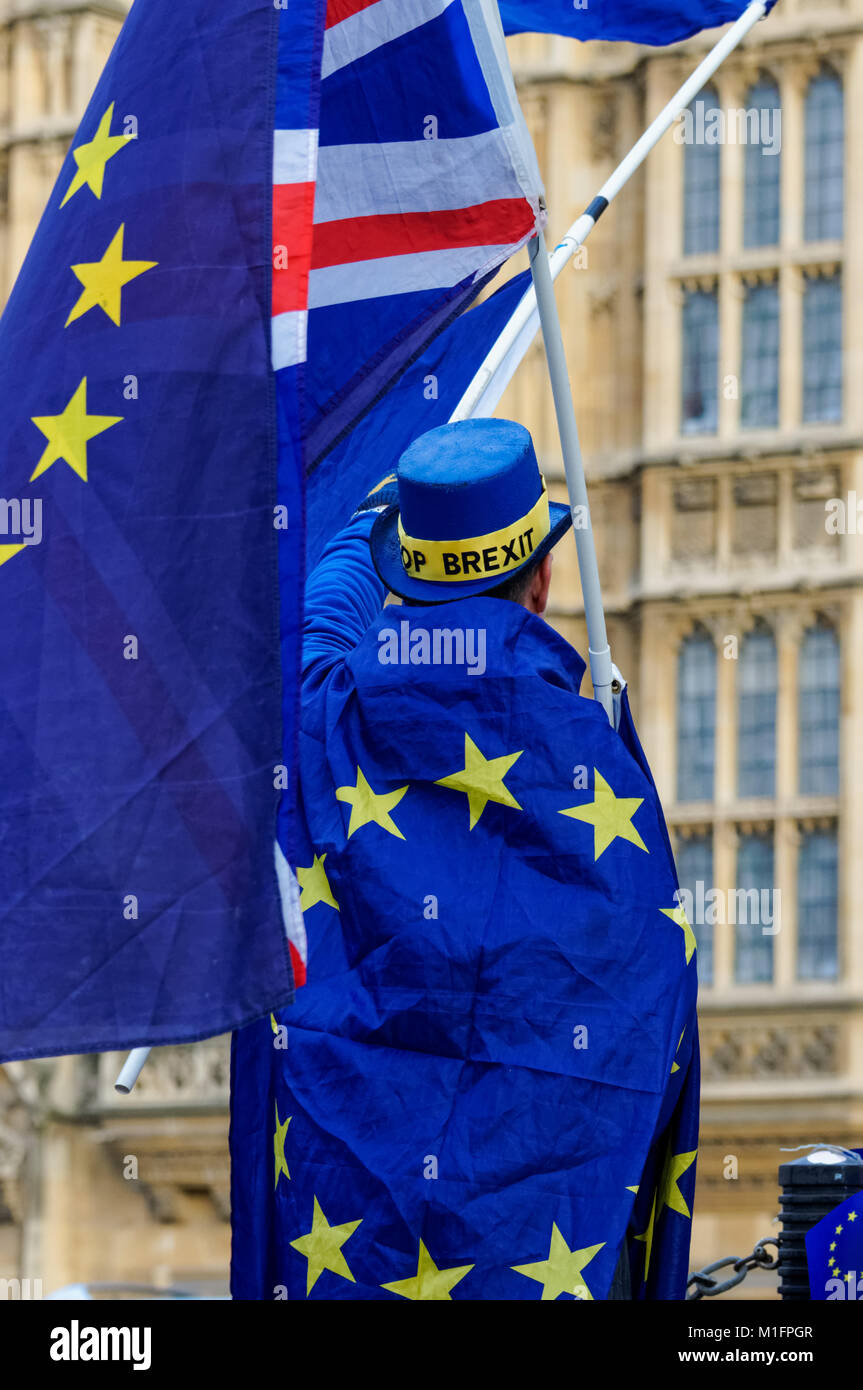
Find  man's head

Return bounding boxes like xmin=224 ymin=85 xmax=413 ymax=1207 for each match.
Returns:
xmin=369 ymin=418 xmax=570 ymax=608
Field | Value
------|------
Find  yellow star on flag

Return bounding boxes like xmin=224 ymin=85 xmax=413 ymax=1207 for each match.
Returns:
xmin=836 ymin=1224 xmax=843 ymax=1234
xmin=0 ymin=544 xmax=27 ymax=570
xmin=635 ymin=1191 xmax=658 ymax=1280
xmin=849 ymin=1211 xmax=858 ymax=1222
xmin=830 ymin=1241 xmax=837 ymax=1252
xmin=336 ymin=766 xmax=408 ymax=840
xmin=661 ymin=904 xmax=696 ymax=965
xmin=382 ymin=1239 xmax=474 ymax=1301
xmin=671 ymin=1027 xmax=686 ymax=1074
xmin=435 ymin=732 xmax=523 ymax=829
xmin=512 ymin=1223 xmax=604 ymax=1301
xmin=828 ymin=1257 xmax=835 ymax=1267
xmin=30 ymin=378 xmax=122 ymax=482
xmin=274 ymin=1102 xmax=291 ymax=1189
xmin=60 ymin=102 xmax=131 ymax=206
xmin=659 ymin=1146 xmax=697 ymax=1221
xmin=290 ymin=1197 xmax=363 ymax=1296
xmin=297 ymin=853 xmax=339 ymax=912
xmin=273 ymin=1103 xmax=291 ymax=1188
xmin=559 ymin=769 xmax=647 ymax=859
xmin=66 ymin=224 xmax=157 ymax=327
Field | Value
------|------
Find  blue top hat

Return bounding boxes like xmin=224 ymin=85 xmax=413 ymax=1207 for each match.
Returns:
xmin=369 ymin=418 xmax=572 ymax=603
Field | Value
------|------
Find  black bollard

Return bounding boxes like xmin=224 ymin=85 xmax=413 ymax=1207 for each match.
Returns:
xmin=778 ymin=1149 xmax=863 ymax=1299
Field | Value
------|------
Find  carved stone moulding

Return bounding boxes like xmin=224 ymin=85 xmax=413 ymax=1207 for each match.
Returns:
xmin=701 ymin=1018 xmax=840 ymax=1083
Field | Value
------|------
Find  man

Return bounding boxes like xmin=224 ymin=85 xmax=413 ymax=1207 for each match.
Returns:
xmin=231 ymin=417 xmax=699 ymax=1301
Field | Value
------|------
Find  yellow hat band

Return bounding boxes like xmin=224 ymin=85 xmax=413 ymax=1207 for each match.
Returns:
xmin=397 ymin=480 xmax=550 ymax=583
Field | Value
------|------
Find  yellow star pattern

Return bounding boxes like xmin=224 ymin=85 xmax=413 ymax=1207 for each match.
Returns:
xmin=849 ymin=1211 xmax=858 ymax=1222
xmin=61 ymin=102 xmax=131 ymax=206
xmin=659 ymin=1146 xmax=697 ymax=1221
xmin=0 ymin=544 xmax=27 ymax=570
xmin=671 ymin=1027 xmax=686 ymax=1074
xmin=382 ymin=1240 xmax=474 ymax=1301
xmin=297 ymin=853 xmax=339 ymax=912
xmin=660 ymin=904 xmax=697 ymax=965
xmin=273 ymin=1103 xmax=291 ymax=1189
xmin=512 ymin=1223 xmax=604 ymax=1301
xmin=66 ymin=224 xmax=157 ymax=327
xmin=336 ymin=765 xmax=408 ymax=840
xmin=435 ymin=732 xmax=523 ymax=829
xmin=635 ymin=1192 xmax=658 ymax=1280
xmin=836 ymin=1224 xmax=844 ymax=1234
xmin=30 ymin=378 xmax=122 ymax=482
xmin=290 ymin=1197 xmax=362 ymax=1296
xmin=559 ymin=769 xmax=647 ymax=859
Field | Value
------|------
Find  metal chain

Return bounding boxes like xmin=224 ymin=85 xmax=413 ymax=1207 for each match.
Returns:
xmin=686 ymin=1239 xmax=780 ymax=1300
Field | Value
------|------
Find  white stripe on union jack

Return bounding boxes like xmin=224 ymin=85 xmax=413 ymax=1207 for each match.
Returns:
xmin=308 ymin=242 xmax=519 ymax=310
xmin=322 ymin=0 xmax=456 ymax=79
xmin=273 ymin=128 xmax=319 ymax=186
xmin=272 ymin=310 xmax=308 ymax=372
xmin=314 ymin=129 xmax=534 ymax=222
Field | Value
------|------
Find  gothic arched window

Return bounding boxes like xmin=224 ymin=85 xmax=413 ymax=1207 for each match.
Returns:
xmin=738 ymin=624 xmax=777 ymax=797
xmin=797 ymin=828 xmax=839 ymax=980
xmin=798 ymin=622 xmax=840 ymax=795
xmin=743 ymin=77 xmax=781 ymax=248
xmin=734 ymin=833 xmax=775 ymax=983
xmin=677 ymin=629 xmax=716 ymax=802
xmin=683 ymin=85 xmax=721 ymax=255
xmin=805 ymin=69 xmax=844 ymax=242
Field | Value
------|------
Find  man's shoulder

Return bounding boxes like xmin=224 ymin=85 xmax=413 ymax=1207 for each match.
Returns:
xmin=353 ymin=597 xmax=588 ymax=693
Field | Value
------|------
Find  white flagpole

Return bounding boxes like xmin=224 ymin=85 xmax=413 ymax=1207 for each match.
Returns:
xmin=451 ymin=0 xmax=768 ymax=422
xmin=114 ymin=1046 xmax=151 ymax=1093
xmin=528 ymin=231 xmax=614 ymax=722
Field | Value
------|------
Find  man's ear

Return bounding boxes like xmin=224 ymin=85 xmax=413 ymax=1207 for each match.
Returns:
xmin=527 ymin=553 xmax=553 ymax=615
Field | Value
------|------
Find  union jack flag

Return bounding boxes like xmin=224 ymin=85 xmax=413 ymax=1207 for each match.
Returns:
xmin=272 ymin=0 xmax=544 ymax=460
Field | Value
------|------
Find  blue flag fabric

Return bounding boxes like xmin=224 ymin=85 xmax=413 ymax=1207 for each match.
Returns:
xmin=806 ymin=1187 xmax=863 ymax=1300
xmin=499 ymin=0 xmax=777 ymax=44
xmin=306 ymin=268 xmax=532 ymax=572
xmin=231 ymin=521 xmax=700 ymax=1300
xmin=0 ymin=0 xmax=297 ymax=1059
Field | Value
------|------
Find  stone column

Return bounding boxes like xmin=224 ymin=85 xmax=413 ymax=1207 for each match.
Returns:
xmin=719 ymin=275 xmax=744 ymax=439
xmin=774 ymin=817 xmax=798 ymax=988
xmin=780 ymin=263 xmax=804 ymax=433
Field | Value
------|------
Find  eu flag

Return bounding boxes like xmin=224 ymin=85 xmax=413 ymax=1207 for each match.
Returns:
xmin=806 ymin=1188 xmax=863 ymax=1300
xmin=231 ymin=539 xmax=700 ymax=1299
xmin=0 ymin=0 xmax=299 ymax=1059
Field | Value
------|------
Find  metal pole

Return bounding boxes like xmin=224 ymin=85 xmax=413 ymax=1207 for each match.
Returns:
xmin=451 ymin=0 xmax=768 ymax=422
xmin=114 ymin=1046 xmax=151 ymax=1094
xmin=528 ymin=231 xmax=613 ymax=723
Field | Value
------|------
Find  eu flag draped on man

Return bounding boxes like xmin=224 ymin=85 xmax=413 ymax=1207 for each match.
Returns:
xmin=231 ymin=419 xmax=700 ymax=1300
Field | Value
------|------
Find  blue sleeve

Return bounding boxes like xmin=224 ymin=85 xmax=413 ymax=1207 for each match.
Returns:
xmin=301 ymin=510 xmax=387 ymax=691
